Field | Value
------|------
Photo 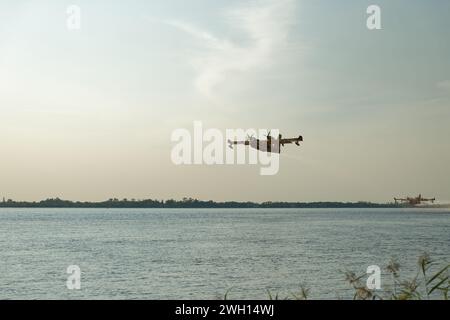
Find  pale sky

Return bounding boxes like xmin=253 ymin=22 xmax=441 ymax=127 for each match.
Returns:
xmin=1 ymin=0 xmax=449 ymax=202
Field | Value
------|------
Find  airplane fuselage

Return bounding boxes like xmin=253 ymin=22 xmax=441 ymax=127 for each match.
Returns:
xmin=249 ymin=137 xmax=281 ymax=153
xmin=228 ymin=133 xmax=303 ymax=153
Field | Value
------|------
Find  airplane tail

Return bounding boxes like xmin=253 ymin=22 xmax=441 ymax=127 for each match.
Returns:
xmin=296 ymin=135 xmax=303 ymax=146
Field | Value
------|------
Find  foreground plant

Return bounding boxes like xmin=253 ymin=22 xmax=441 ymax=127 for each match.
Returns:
xmin=223 ymin=253 xmax=448 ymax=300
xmin=346 ymin=253 xmax=449 ymax=300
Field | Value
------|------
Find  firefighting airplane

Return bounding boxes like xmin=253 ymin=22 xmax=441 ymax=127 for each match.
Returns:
xmin=394 ymin=194 xmax=436 ymax=206
xmin=228 ymin=131 xmax=303 ymax=154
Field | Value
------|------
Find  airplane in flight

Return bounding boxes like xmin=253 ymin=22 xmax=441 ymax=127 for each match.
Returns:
xmin=228 ymin=131 xmax=303 ymax=154
xmin=394 ymin=194 xmax=436 ymax=206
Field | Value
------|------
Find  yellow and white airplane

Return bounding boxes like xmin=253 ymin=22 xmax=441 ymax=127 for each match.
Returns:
xmin=228 ymin=131 xmax=303 ymax=154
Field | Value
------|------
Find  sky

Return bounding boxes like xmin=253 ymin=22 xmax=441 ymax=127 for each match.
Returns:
xmin=0 ymin=0 xmax=449 ymax=202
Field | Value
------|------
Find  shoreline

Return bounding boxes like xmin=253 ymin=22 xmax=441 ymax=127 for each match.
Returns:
xmin=1 ymin=198 xmax=449 ymax=209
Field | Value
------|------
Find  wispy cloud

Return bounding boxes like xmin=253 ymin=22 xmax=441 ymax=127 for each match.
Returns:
xmin=437 ymin=80 xmax=450 ymax=91
xmin=165 ymin=0 xmax=297 ymax=99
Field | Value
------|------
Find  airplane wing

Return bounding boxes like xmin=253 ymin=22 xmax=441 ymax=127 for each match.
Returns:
xmin=228 ymin=139 xmax=250 ymax=149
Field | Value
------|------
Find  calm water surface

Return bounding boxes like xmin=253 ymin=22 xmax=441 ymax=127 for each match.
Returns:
xmin=0 ymin=208 xmax=448 ymax=299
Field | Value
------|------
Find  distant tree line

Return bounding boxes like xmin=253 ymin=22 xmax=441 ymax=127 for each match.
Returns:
xmin=0 ymin=197 xmax=409 ymax=208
